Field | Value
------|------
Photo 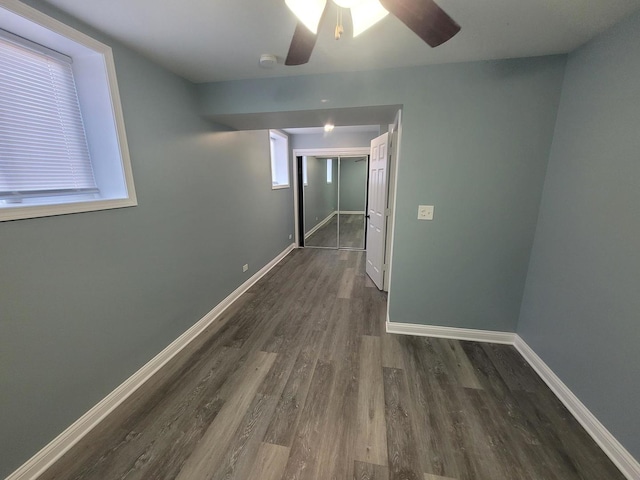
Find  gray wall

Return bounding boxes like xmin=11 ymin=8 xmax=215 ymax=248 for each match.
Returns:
xmin=518 ymin=11 xmax=640 ymax=460
xmin=198 ymin=56 xmax=566 ymax=332
xmin=339 ymin=157 xmax=367 ymax=212
xmin=304 ymin=156 xmax=338 ymax=234
xmin=0 ymin=3 xmax=293 ymax=476
xmin=291 ymin=131 xmax=378 ymax=150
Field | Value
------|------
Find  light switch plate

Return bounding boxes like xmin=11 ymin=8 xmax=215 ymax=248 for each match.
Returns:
xmin=418 ymin=205 xmax=434 ymax=220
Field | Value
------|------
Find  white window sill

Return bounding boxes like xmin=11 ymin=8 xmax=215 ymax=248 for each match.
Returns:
xmin=0 ymin=197 xmax=138 ymax=222
xmin=271 ymin=184 xmax=290 ymax=190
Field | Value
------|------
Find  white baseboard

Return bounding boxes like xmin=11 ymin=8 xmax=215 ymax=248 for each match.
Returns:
xmin=513 ymin=336 xmax=640 ymax=480
xmin=6 ymin=243 xmax=297 ymax=480
xmin=304 ymin=211 xmax=336 ymax=239
xmin=385 ymin=320 xmax=516 ymax=344
xmin=338 ymin=210 xmax=365 ymax=215
xmin=385 ymin=319 xmax=639 ymax=480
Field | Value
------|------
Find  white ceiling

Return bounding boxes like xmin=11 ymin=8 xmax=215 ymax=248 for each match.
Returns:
xmin=42 ymin=0 xmax=640 ymax=83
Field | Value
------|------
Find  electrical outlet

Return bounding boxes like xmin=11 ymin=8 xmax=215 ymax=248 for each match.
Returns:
xmin=242 ymin=264 xmax=248 ymax=272
xmin=418 ymin=205 xmax=434 ymax=220
xmin=289 ymin=234 xmax=292 ymax=240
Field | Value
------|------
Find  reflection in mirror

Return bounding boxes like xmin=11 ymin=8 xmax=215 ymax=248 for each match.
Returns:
xmin=303 ymin=156 xmax=338 ymax=248
xmin=338 ymin=156 xmax=367 ymax=249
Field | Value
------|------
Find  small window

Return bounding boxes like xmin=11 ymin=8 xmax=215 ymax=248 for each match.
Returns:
xmin=0 ymin=2 xmax=136 ymax=222
xmin=0 ymin=33 xmax=97 ymax=203
xmin=302 ymin=156 xmax=308 ymax=186
xmin=269 ymin=130 xmax=289 ymax=189
xmin=326 ymin=159 xmax=333 ymax=183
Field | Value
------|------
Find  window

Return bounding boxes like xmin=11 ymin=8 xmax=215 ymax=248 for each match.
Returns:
xmin=0 ymin=1 xmax=136 ymax=222
xmin=269 ymin=130 xmax=289 ymax=189
xmin=302 ymin=156 xmax=308 ymax=186
xmin=0 ymin=33 xmax=97 ymax=202
xmin=326 ymin=158 xmax=333 ymax=183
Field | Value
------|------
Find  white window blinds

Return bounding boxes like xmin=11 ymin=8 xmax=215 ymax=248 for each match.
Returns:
xmin=0 ymin=33 xmax=97 ymax=201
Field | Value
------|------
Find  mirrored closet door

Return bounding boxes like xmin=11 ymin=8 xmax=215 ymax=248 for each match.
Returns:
xmin=337 ymin=156 xmax=367 ymax=249
xmin=301 ymin=155 xmax=368 ymax=250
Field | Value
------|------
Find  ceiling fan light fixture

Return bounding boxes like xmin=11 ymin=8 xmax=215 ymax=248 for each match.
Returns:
xmin=285 ymin=0 xmax=327 ymax=34
xmin=284 ymin=0 xmax=460 ymax=67
xmin=333 ymin=0 xmax=366 ymax=8
xmin=350 ymin=0 xmax=388 ymax=37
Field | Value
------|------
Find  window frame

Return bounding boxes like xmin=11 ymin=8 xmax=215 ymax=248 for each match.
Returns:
xmin=269 ymin=129 xmax=290 ymax=190
xmin=326 ymin=158 xmax=333 ymax=184
xmin=0 ymin=0 xmax=137 ymax=222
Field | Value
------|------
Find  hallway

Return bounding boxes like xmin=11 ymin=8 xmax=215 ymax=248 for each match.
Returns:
xmin=40 ymin=249 xmax=624 ymax=480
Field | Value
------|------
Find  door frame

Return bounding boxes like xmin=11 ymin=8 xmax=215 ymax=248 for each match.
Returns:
xmin=292 ymin=147 xmax=370 ymax=248
xmin=384 ymin=110 xmax=402 ymax=292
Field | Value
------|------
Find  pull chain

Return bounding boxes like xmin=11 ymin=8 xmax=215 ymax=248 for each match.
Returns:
xmin=335 ymin=7 xmax=344 ymax=40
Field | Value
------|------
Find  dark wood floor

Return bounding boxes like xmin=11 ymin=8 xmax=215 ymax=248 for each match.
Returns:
xmin=339 ymin=214 xmax=365 ymax=249
xmin=305 ymin=214 xmax=338 ymax=247
xmin=306 ymin=214 xmax=365 ymax=249
xmin=40 ymin=249 xmax=625 ymax=480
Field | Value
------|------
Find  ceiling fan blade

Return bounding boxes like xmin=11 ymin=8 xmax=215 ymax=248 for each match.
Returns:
xmin=285 ymin=22 xmax=319 ymax=65
xmin=285 ymin=0 xmax=331 ymax=66
xmin=379 ymin=0 xmax=460 ymax=47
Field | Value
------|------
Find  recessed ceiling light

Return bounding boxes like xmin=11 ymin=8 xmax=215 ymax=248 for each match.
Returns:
xmin=324 ymin=123 xmax=334 ymax=132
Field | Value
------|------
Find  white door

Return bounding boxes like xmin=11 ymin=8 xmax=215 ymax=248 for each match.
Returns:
xmin=366 ymin=132 xmax=389 ymax=289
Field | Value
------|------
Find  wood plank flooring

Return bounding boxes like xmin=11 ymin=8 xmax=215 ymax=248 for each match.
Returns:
xmin=305 ymin=215 xmax=338 ymax=248
xmin=339 ymin=214 xmax=366 ymax=249
xmin=305 ymin=214 xmax=365 ymax=249
xmin=40 ymin=248 xmax=626 ymax=480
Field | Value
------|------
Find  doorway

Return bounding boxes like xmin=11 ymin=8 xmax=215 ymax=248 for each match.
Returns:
xmin=289 ymin=110 xmax=402 ymax=292
xmin=295 ymin=149 xmax=370 ymax=251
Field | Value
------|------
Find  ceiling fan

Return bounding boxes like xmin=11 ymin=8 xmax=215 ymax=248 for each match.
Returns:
xmin=284 ymin=0 xmax=461 ymax=66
